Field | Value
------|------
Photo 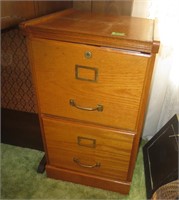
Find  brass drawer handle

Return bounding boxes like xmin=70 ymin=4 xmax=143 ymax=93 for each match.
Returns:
xmin=69 ymin=99 xmax=103 ymax=112
xmin=73 ymin=157 xmax=101 ymax=168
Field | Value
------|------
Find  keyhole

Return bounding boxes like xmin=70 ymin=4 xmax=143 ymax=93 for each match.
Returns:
xmin=84 ymin=51 xmax=92 ymax=59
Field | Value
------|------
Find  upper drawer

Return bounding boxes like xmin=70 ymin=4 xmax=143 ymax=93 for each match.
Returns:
xmin=30 ymin=38 xmax=151 ymax=131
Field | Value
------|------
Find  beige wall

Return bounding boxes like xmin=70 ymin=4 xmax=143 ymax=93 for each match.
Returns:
xmin=132 ymin=0 xmax=150 ymax=18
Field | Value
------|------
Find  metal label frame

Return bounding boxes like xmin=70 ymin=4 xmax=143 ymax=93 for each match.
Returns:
xmin=75 ymin=65 xmax=98 ymax=82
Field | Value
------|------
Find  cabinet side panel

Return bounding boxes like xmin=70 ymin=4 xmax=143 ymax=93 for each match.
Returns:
xmin=127 ymin=54 xmax=157 ymax=181
xmin=25 ymin=38 xmax=50 ymax=162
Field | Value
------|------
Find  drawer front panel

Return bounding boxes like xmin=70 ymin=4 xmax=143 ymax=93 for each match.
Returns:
xmin=31 ymin=38 xmax=151 ymax=130
xmin=42 ymin=117 xmax=134 ymax=181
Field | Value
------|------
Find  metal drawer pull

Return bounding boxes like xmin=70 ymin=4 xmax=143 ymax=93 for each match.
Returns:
xmin=69 ymin=99 xmax=103 ymax=112
xmin=73 ymin=158 xmax=101 ymax=168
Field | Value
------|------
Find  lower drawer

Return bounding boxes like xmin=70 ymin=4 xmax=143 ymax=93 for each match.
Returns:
xmin=42 ymin=117 xmax=134 ymax=181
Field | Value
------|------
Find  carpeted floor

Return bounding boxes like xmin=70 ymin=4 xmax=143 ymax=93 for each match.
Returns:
xmin=1 ymin=142 xmax=146 ymax=199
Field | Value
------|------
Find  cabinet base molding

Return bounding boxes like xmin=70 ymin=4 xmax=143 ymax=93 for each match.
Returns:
xmin=46 ymin=165 xmax=131 ymax=194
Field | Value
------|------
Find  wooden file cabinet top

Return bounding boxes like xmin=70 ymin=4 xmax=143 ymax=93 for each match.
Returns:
xmin=21 ymin=8 xmax=159 ymax=53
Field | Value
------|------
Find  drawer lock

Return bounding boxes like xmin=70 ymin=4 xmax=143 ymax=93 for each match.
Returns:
xmin=84 ymin=51 xmax=92 ymax=59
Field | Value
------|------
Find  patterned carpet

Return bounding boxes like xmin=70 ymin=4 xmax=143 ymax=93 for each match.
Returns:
xmin=1 ymin=142 xmax=146 ymax=199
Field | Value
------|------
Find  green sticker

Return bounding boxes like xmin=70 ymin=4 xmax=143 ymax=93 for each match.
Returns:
xmin=111 ymin=32 xmax=125 ymax=36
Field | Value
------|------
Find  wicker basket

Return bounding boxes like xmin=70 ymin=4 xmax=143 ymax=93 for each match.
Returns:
xmin=152 ymin=180 xmax=179 ymax=200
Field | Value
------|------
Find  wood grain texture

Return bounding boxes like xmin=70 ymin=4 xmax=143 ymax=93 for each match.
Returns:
xmin=42 ymin=116 xmax=134 ymax=181
xmin=1 ymin=1 xmax=72 ymax=30
xmin=35 ymin=1 xmax=73 ymax=17
xmin=127 ymin=54 xmax=157 ymax=180
xmin=20 ymin=9 xmax=75 ymax=29
xmin=20 ymin=9 xmax=159 ymax=53
xmin=1 ymin=1 xmax=36 ymax=20
xmin=46 ymin=164 xmax=131 ymax=194
xmin=73 ymin=1 xmax=92 ymax=12
xmin=92 ymin=1 xmax=133 ymax=16
xmin=30 ymin=38 xmax=151 ymax=131
xmin=73 ymin=0 xmax=133 ymax=16
xmin=1 ymin=1 xmax=35 ymax=29
xmin=23 ymin=9 xmax=160 ymax=194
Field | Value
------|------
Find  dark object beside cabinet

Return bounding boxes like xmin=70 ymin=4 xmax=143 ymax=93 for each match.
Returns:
xmin=143 ymin=114 xmax=179 ymax=199
xmin=1 ymin=108 xmax=43 ymax=151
